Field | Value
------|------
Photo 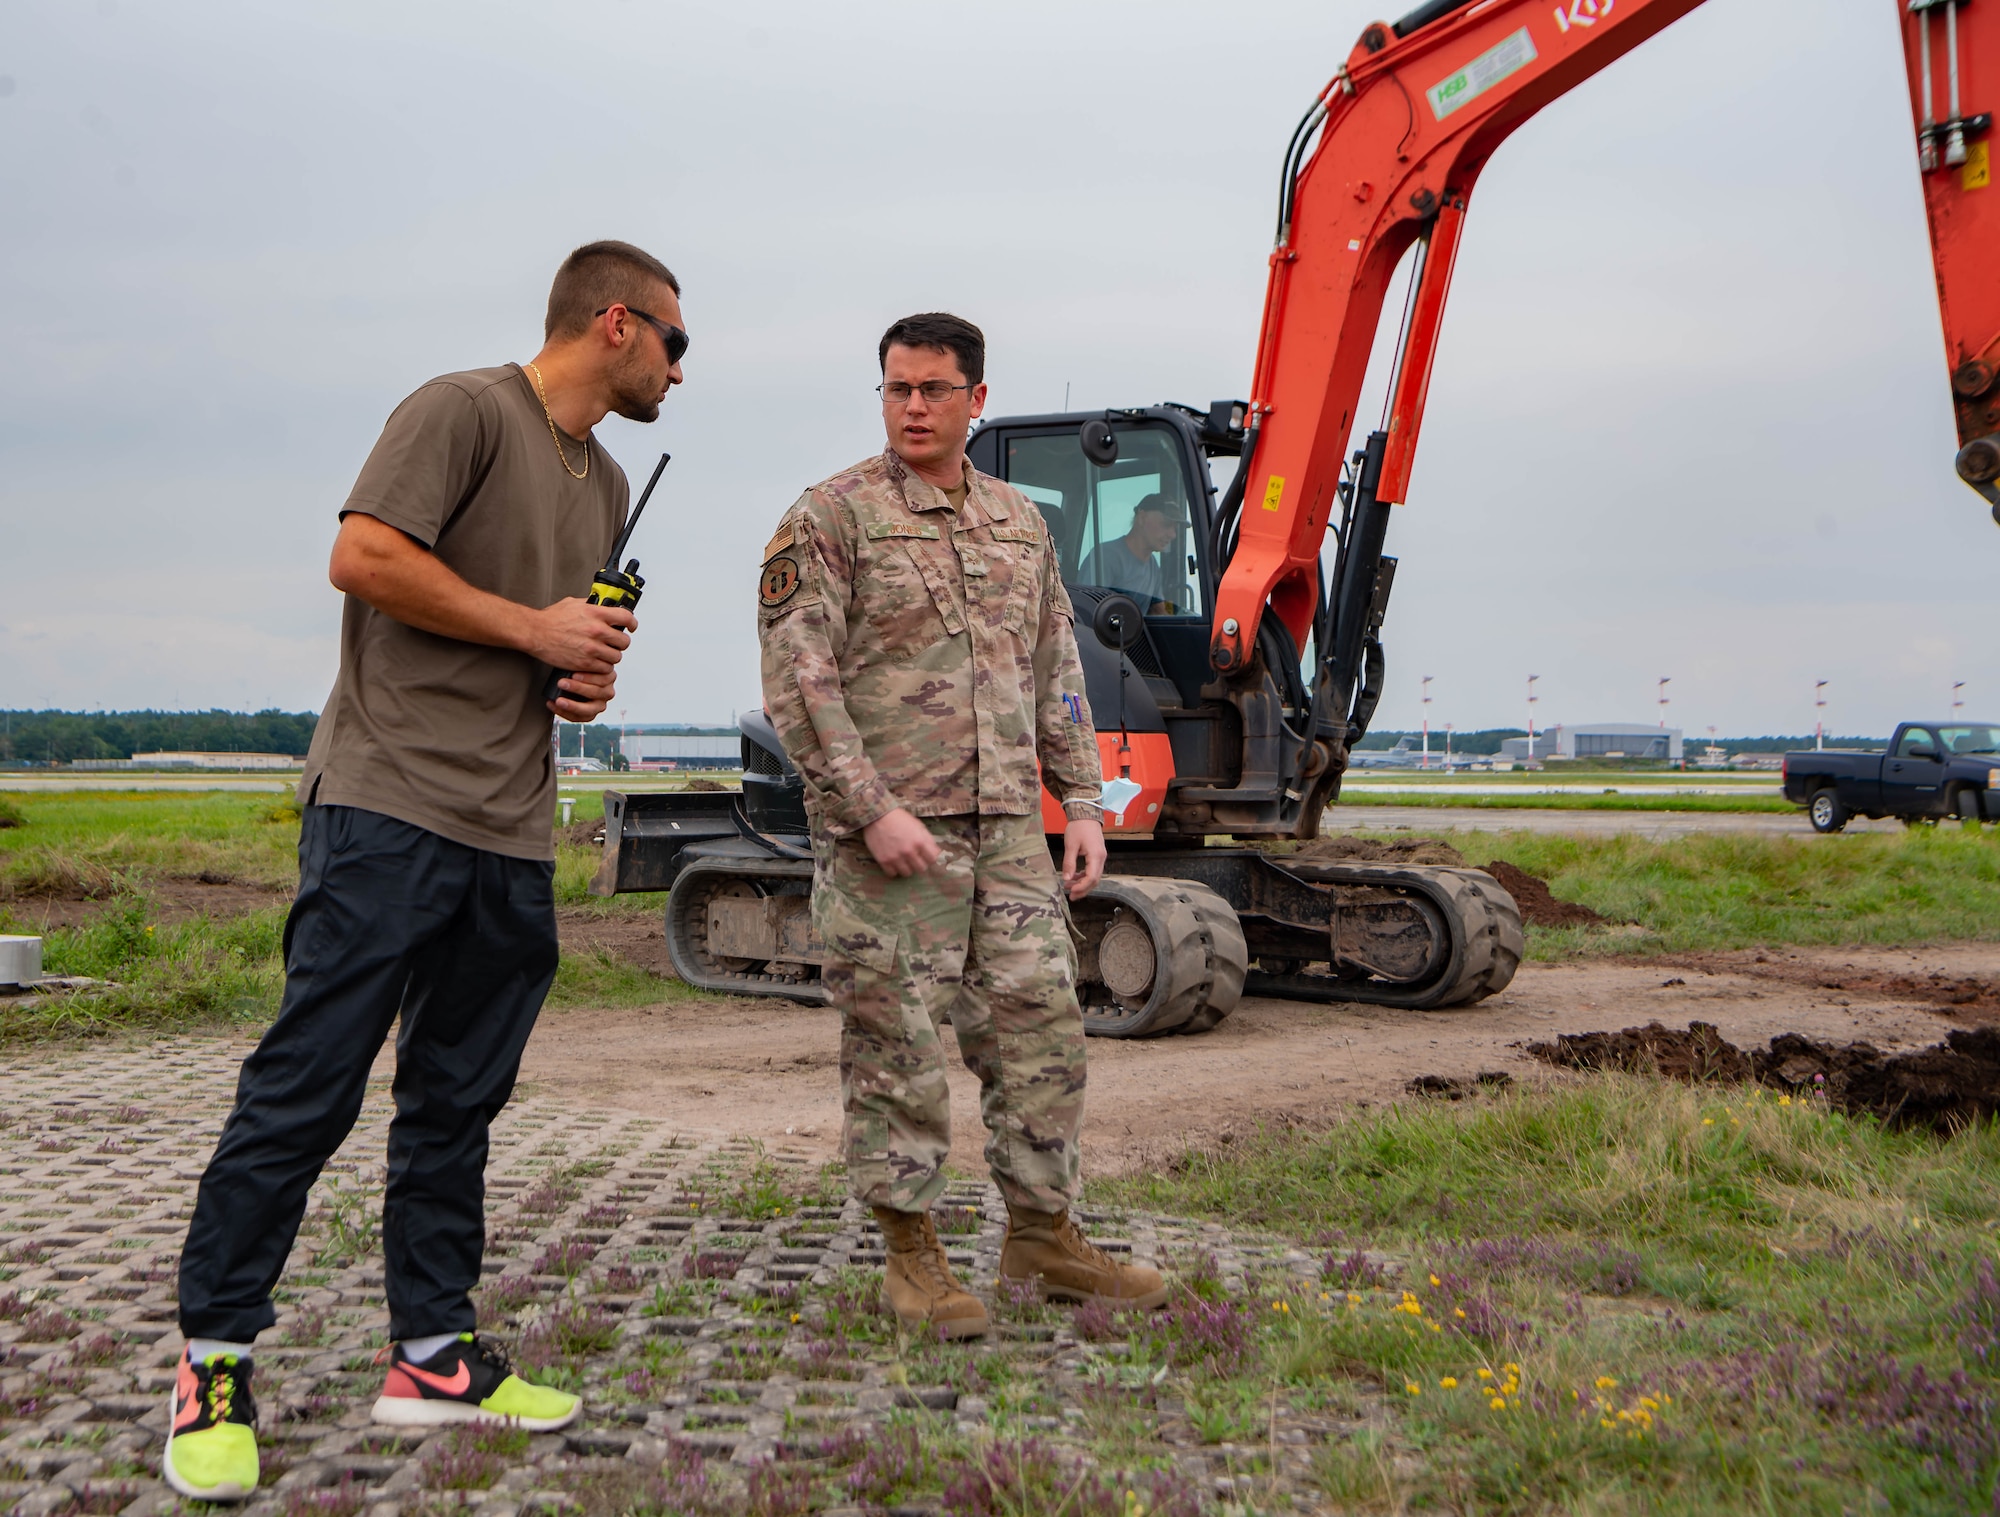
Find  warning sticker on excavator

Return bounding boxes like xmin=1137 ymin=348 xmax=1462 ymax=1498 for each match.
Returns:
xmin=1426 ymin=28 xmax=1538 ymax=121
xmin=1966 ymin=140 xmax=1992 ymax=192
xmin=1262 ymin=475 xmax=1286 ymax=512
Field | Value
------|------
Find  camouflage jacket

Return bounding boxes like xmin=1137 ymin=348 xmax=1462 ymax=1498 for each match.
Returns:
xmin=757 ymin=448 xmax=1103 ymax=837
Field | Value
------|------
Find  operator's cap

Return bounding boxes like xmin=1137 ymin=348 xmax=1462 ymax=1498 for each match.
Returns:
xmin=1133 ymin=492 xmax=1186 ymax=523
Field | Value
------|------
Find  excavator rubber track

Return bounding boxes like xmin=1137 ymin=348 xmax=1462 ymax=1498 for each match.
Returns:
xmin=664 ymin=853 xmax=826 ymax=1004
xmin=594 ymin=791 xmax=1521 ymax=1030
xmin=1248 ymin=861 xmax=1523 ymax=1011
xmin=1097 ymin=849 xmax=1522 ymax=1014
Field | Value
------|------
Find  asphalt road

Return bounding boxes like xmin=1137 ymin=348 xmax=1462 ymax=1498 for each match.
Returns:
xmin=1328 ymin=805 xmax=1899 ymax=837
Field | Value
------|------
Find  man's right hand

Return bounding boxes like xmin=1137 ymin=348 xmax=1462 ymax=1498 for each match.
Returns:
xmin=863 ymin=807 xmax=940 ymax=877
xmin=524 ymin=598 xmax=636 ymax=677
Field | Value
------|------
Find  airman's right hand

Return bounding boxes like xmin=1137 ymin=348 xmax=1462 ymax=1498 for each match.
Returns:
xmin=863 ymin=807 xmax=940 ymax=877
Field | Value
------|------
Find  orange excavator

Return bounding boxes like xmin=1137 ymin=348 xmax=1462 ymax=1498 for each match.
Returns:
xmin=598 ymin=0 xmax=1997 ymax=1035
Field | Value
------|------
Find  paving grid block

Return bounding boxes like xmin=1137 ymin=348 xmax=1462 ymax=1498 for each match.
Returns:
xmin=0 ymin=1036 xmax=1365 ymax=1514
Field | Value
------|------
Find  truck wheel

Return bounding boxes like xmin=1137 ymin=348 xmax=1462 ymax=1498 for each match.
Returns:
xmin=1948 ymin=785 xmax=1985 ymax=827
xmin=1808 ymin=789 xmax=1848 ymax=833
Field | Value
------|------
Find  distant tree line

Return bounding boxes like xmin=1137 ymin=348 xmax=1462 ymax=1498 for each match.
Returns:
xmin=0 ymin=709 xmax=319 ymax=764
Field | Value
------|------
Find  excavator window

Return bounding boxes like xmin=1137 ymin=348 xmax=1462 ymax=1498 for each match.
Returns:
xmin=1003 ymin=423 xmax=1204 ymax=618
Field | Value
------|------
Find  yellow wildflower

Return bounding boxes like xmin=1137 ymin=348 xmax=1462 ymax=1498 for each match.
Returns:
xmin=1453 ymin=1307 xmax=1466 ymax=1319
xmin=1779 ymin=1094 xmax=1792 ymax=1107
xmin=1429 ymin=1273 xmax=1441 ymax=1287
xmin=1440 ymin=1377 xmax=1458 ymax=1389
xmin=1405 ymin=1381 xmax=1421 ymax=1396
xmin=1595 ymin=1376 xmax=1618 ymax=1390
xmin=1490 ymin=1396 xmax=1507 ymax=1411
xmin=1477 ymin=1368 xmax=1493 ymax=1380
xmin=1702 ymin=1118 xmax=1714 ymax=1126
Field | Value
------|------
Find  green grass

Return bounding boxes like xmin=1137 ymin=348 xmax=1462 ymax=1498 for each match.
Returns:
xmin=1098 ymin=1078 xmax=2000 ymax=1513
xmin=545 ymin=948 xmax=689 ymax=1009
xmin=0 ymin=790 xmax=301 ymax=896
xmin=1335 ymin=790 xmax=1793 ymax=813
xmin=1473 ymin=828 xmax=2000 ymax=957
xmin=0 ymin=895 xmax=287 ymax=1042
xmin=7 ymin=792 xmax=1998 ymax=1039
xmin=0 ymin=791 xmax=686 ymax=1042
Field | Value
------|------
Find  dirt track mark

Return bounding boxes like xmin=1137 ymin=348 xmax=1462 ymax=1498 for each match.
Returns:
xmin=1650 ymin=949 xmax=2000 ymax=1021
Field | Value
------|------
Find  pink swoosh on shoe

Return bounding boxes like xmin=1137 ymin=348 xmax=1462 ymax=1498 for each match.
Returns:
xmin=402 ymin=1360 xmax=472 ymax=1396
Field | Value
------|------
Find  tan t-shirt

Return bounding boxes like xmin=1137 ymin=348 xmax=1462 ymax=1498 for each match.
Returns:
xmin=300 ymin=365 xmax=629 ymax=860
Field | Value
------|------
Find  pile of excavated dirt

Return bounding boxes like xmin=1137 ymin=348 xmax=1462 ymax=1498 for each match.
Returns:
xmin=1527 ymin=1020 xmax=1755 ymax=1083
xmin=1287 ymin=840 xmax=1604 ymax=928
xmin=560 ymin=818 xmax=607 ymax=848
xmin=1294 ymin=835 xmax=1468 ymax=867
xmin=1478 ymin=858 xmax=1607 ymax=928
xmin=1527 ymin=1019 xmax=2000 ymax=1131
xmin=1758 ymin=1028 xmax=2000 ymax=1130
xmin=686 ymin=778 xmax=730 ymax=793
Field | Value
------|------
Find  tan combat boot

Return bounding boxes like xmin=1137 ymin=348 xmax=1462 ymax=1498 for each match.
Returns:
xmin=999 ymin=1206 xmax=1169 ymax=1309
xmin=872 ymin=1207 xmax=991 ymax=1340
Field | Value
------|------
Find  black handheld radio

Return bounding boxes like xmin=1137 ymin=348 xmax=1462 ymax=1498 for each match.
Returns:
xmin=542 ymin=451 xmax=670 ymax=706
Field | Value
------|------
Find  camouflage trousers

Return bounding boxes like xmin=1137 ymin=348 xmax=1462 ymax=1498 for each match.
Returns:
xmin=812 ymin=811 xmax=1086 ymax=1215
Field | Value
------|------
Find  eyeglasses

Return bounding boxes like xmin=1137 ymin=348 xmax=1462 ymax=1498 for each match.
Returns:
xmin=878 ymin=380 xmax=972 ymax=405
xmin=596 ymin=305 xmax=689 ymax=365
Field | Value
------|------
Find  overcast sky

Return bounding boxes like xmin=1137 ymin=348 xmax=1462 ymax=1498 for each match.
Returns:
xmin=1 ymin=0 xmax=1986 ymax=740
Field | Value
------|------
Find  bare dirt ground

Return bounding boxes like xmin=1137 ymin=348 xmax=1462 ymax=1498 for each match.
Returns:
xmin=513 ymin=941 xmax=2000 ymax=1179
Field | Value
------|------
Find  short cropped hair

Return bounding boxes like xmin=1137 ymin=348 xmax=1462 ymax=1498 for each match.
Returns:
xmin=545 ymin=241 xmax=681 ymax=341
xmin=878 ymin=312 xmax=985 ymax=386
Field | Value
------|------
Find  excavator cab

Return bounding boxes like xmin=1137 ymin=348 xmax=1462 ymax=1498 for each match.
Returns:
xmin=967 ymin=403 xmax=1343 ymax=841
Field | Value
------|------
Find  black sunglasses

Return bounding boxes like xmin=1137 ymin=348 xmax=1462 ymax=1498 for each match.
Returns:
xmin=596 ymin=305 xmax=689 ymax=365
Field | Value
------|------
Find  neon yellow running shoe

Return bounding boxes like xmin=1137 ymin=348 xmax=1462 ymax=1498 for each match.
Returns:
xmin=164 ymin=1347 xmax=259 ymax=1501
xmin=370 ymin=1333 xmax=581 ymax=1431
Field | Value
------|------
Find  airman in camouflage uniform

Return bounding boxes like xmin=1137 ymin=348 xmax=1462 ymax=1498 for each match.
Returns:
xmin=758 ymin=313 xmax=1167 ymax=1336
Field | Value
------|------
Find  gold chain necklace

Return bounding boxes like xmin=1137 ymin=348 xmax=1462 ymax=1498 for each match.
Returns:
xmin=525 ymin=361 xmax=588 ymax=480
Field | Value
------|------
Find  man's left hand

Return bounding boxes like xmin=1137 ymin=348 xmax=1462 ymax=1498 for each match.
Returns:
xmin=549 ymin=668 xmax=616 ymax=723
xmin=1060 ymin=818 xmax=1107 ymax=900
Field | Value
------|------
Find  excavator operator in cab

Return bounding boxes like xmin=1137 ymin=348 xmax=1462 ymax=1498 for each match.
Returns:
xmin=1078 ymin=493 xmax=1185 ymax=614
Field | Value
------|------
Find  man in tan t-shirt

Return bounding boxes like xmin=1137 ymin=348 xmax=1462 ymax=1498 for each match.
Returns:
xmin=163 ymin=241 xmax=686 ymax=1504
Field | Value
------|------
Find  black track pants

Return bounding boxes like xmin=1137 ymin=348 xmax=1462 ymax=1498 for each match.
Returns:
xmin=177 ymin=804 xmax=559 ymax=1343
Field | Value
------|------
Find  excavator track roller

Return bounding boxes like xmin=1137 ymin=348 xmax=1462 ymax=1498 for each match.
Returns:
xmin=1069 ymin=877 xmax=1248 ymax=1038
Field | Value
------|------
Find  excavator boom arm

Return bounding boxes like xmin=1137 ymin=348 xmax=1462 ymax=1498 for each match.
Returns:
xmin=1210 ymin=0 xmax=2000 ymax=691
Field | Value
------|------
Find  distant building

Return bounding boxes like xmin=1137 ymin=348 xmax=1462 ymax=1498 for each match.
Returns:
xmin=73 ymin=751 xmax=301 ymax=771
xmin=1497 ymin=731 xmax=1562 ymax=762
xmin=620 ymin=731 xmax=740 ymax=771
xmin=1500 ymin=724 xmax=1683 ymax=762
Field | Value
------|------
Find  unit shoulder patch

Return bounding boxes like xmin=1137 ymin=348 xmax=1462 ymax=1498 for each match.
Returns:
xmin=759 ymin=554 xmax=802 ymax=609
